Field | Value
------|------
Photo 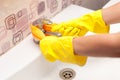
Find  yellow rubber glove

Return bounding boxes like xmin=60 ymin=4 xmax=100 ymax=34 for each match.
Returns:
xmin=64 ymin=10 xmax=110 ymax=33
xmin=31 ymin=25 xmax=87 ymax=66
xmin=40 ymin=36 xmax=87 ymax=66
xmin=43 ymin=23 xmax=88 ymax=36
xmin=43 ymin=10 xmax=110 ymax=35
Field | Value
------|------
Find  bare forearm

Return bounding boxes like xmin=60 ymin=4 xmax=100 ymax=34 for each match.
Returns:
xmin=73 ymin=33 xmax=120 ymax=57
xmin=102 ymin=2 xmax=120 ymax=24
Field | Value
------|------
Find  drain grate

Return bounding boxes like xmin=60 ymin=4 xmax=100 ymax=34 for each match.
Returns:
xmin=59 ymin=68 xmax=76 ymax=80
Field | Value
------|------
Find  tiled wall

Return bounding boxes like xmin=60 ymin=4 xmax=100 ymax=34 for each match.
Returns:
xmin=0 ymin=0 xmax=72 ymax=55
xmin=0 ymin=0 xmax=110 ymax=55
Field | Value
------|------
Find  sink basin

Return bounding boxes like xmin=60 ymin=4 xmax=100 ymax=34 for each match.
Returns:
xmin=0 ymin=4 xmax=120 ymax=80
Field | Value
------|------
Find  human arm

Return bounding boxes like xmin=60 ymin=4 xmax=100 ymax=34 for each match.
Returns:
xmin=39 ymin=32 xmax=120 ymax=66
xmin=102 ymin=2 xmax=120 ymax=24
xmin=73 ymin=32 xmax=120 ymax=57
xmin=73 ymin=2 xmax=120 ymax=57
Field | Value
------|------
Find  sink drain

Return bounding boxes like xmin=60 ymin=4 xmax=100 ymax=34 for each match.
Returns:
xmin=59 ymin=68 xmax=76 ymax=80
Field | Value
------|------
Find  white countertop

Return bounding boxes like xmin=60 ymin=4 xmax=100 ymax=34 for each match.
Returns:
xmin=0 ymin=34 xmax=41 ymax=80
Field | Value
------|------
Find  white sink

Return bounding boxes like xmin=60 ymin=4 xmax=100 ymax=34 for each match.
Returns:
xmin=0 ymin=4 xmax=120 ymax=80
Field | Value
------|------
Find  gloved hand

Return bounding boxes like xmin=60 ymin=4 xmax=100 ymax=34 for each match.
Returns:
xmin=31 ymin=25 xmax=87 ymax=66
xmin=43 ymin=10 xmax=110 ymax=35
xmin=40 ymin=36 xmax=87 ymax=66
xmin=43 ymin=23 xmax=88 ymax=36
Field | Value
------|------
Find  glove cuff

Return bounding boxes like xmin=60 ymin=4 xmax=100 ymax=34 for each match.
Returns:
xmin=93 ymin=10 xmax=110 ymax=33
